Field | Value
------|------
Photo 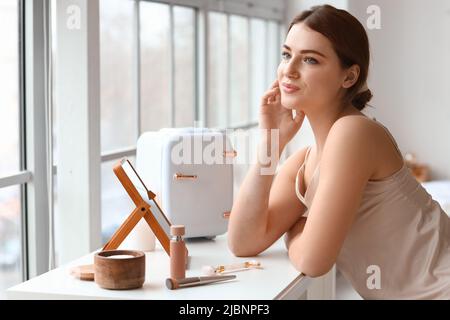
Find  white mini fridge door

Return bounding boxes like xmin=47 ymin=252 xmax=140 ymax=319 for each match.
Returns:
xmin=161 ymin=133 xmax=233 ymax=238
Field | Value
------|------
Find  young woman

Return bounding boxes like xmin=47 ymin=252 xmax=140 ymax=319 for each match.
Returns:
xmin=227 ymin=5 xmax=449 ymax=299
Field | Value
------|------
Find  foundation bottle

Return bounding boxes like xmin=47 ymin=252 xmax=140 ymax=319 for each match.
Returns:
xmin=170 ymin=225 xmax=186 ymax=280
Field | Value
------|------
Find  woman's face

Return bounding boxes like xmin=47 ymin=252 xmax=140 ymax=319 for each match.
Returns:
xmin=277 ymin=23 xmax=349 ymax=111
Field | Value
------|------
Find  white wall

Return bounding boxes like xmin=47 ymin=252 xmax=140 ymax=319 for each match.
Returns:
xmin=284 ymin=0 xmax=450 ymax=180
xmin=347 ymin=0 xmax=450 ymax=179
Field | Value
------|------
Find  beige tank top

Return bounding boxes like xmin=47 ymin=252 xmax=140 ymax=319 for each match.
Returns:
xmin=294 ymin=119 xmax=450 ymax=299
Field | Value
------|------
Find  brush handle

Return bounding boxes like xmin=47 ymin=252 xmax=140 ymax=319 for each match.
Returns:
xmin=166 ymin=275 xmax=236 ymax=290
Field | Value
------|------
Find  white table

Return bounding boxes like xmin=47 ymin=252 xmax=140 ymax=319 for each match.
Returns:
xmin=7 ymin=235 xmax=312 ymax=300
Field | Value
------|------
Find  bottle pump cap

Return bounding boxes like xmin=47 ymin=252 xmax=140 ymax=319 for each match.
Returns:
xmin=170 ymin=225 xmax=185 ymax=237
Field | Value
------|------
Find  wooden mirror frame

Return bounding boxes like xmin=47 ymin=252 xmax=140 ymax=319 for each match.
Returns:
xmin=102 ymin=158 xmax=171 ymax=255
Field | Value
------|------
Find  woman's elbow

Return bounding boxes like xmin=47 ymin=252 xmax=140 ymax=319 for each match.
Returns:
xmin=227 ymin=238 xmax=244 ymax=256
xmin=227 ymin=236 xmax=263 ymax=257
xmin=289 ymin=252 xmax=334 ymax=278
xmin=301 ymin=264 xmax=333 ymax=278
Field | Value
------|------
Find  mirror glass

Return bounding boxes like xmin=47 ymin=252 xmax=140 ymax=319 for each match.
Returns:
xmin=121 ymin=159 xmax=172 ymax=237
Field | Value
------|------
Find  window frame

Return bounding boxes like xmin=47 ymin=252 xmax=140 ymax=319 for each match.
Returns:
xmin=0 ymin=0 xmax=51 ymax=282
xmin=0 ymin=0 xmax=285 ymax=282
xmin=22 ymin=0 xmax=52 ymax=278
xmin=3 ymin=0 xmax=285 ymax=277
xmin=97 ymin=1 xmax=284 ymax=244
xmin=101 ymin=0 xmax=284 ymax=161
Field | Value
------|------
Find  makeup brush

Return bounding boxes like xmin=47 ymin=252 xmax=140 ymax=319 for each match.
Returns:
xmin=165 ymin=275 xmax=236 ymax=290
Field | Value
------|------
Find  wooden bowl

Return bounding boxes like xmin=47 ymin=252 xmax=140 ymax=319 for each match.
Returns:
xmin=94 ymin=250 xmax=145 ymax=290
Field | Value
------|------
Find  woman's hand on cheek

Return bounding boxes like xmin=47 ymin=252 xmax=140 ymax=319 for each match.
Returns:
xmin=259 ymin=80 xmax=305 ymax=150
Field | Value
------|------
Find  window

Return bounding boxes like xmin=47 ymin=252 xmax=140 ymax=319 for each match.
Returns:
xmin=98 ymin=2 xmax=283 ymax=240
xmin=0 ymin=0 xmax=24 ymax=297
xmin=173 ymin=6 xmax=195 ymax=127
xmin=0 ymin=1 xmax=20 ymax=176
xmin=267 ymin=21 xmax=281 ymax=88
xmin=99 ymin=0 xmax=137 ymax=241
xmin=101 ymin=158 xmax=136 ymax=242
xmin=207 ymin=12 xmax=228 ymax=128
xmin=99 ymin=1 xmax=200 ymax=240
xmin=207 ymin=13 xmax=282 ymax=129
xmin=140 ymin=1 xmax=171 ymax=131
xmin=229 ymin=15 xmax=250 ymax=127
xmin=100 ymin=0 xmax=137 ymax=152
xmin=0 ymin=186 xmax=22 ymax=298
xmin=206 ymin=12 xmax=283 ymax=195
xmin=0 ymin=0 xmax=285 ymax=290
xmin=250 ymin=18 xmax=267 ymax=122
xmin=47 ymin=0 xmax=284 ymax=256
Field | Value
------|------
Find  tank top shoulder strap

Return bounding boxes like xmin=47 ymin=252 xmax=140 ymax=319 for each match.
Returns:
xmin=295 ymin=145 xmax=312 ymax=179
xmin=304 ymin=145 xmax=313 ymax=166
xmin=295 ymin=145 xmax=313 ymax=206
xmin=371 ymin=117 xmax=403 ymax=159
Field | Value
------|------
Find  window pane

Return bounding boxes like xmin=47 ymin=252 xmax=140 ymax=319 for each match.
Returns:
xmin=230 ymin=15 xmax=249 ymax=127
xmin=174 ymin=6 xmax=195 ymax=127
xmin=0 ymin=0 xmax=19 ymax=176
xmin=267 ymin=21 xmax=280 ymax=88
xmin=279 ymin=22 xmax=286 ymax=48
xmin=52 ymin=173 xmax=61 ymax=265
xmin=100 ymin=0 xmax=137 ymax=152
xmin=207 ymin=12 xmax=228 ymax=128
xmin=51 ymin=0 xmax=58 ymax=166
xmin=0 ymin=185 xmax=22 ymax=298
xmin=250 ymin=18 xmax=266 ymax=122
xmin=101 ymin=158 xmax=136 ymax=243
xmin=140 ymin=2 xmax=171 ymax=131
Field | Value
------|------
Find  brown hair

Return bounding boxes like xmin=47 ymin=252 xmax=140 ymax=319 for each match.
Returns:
xmin=288 ymin=5 xmax=372 ymax=111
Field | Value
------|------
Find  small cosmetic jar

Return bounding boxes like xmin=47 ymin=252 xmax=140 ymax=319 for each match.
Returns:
xmin=94 ymin=249 xmax=145 ymax=290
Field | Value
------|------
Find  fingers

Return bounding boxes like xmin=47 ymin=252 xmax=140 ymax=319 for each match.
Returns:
xmin=261 ymin=80 xmax=280 ymax=105
xmin=267 ymin=91 xmax=277 ymax=104
xmin=261 ymin=86 xmax=280 ymax=105
xmin=270 ymin=79 xmax=279 ymax=89
xmin=274 ymin=88 xmax=281 ymax=104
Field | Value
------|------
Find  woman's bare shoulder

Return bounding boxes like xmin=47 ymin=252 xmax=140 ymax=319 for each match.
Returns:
xmin=331 ymin=114 xmax=400 ymax=153
xmin=329 ymin=114 xmax=391 ymax=149
xmin=332 ymin=114 xmax=379 ymax=134
xmin=329 ymin=115 xmax=403 ymax=179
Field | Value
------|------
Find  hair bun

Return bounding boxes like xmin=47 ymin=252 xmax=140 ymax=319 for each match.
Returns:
xmin=352 ymin=89 xmax=373 ymax=111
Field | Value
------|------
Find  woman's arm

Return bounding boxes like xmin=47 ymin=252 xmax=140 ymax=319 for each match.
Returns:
xmin=228 ymin=146 xmax=308 ymax=256
xmin=284 ymin=216 xmax=307 ymax=250
xmin=227 ymin=80 xmax=306 ymax=256
xmin=288 ymin=117 xmax=376 ymax=277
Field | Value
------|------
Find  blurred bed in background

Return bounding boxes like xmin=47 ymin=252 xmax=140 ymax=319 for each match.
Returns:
xmin=421 ymin=180 xmax=450 ymax=217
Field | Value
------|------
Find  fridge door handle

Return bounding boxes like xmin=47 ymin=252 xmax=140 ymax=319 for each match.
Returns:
xmin=173 ymin=173 xmax=198 ymax=181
